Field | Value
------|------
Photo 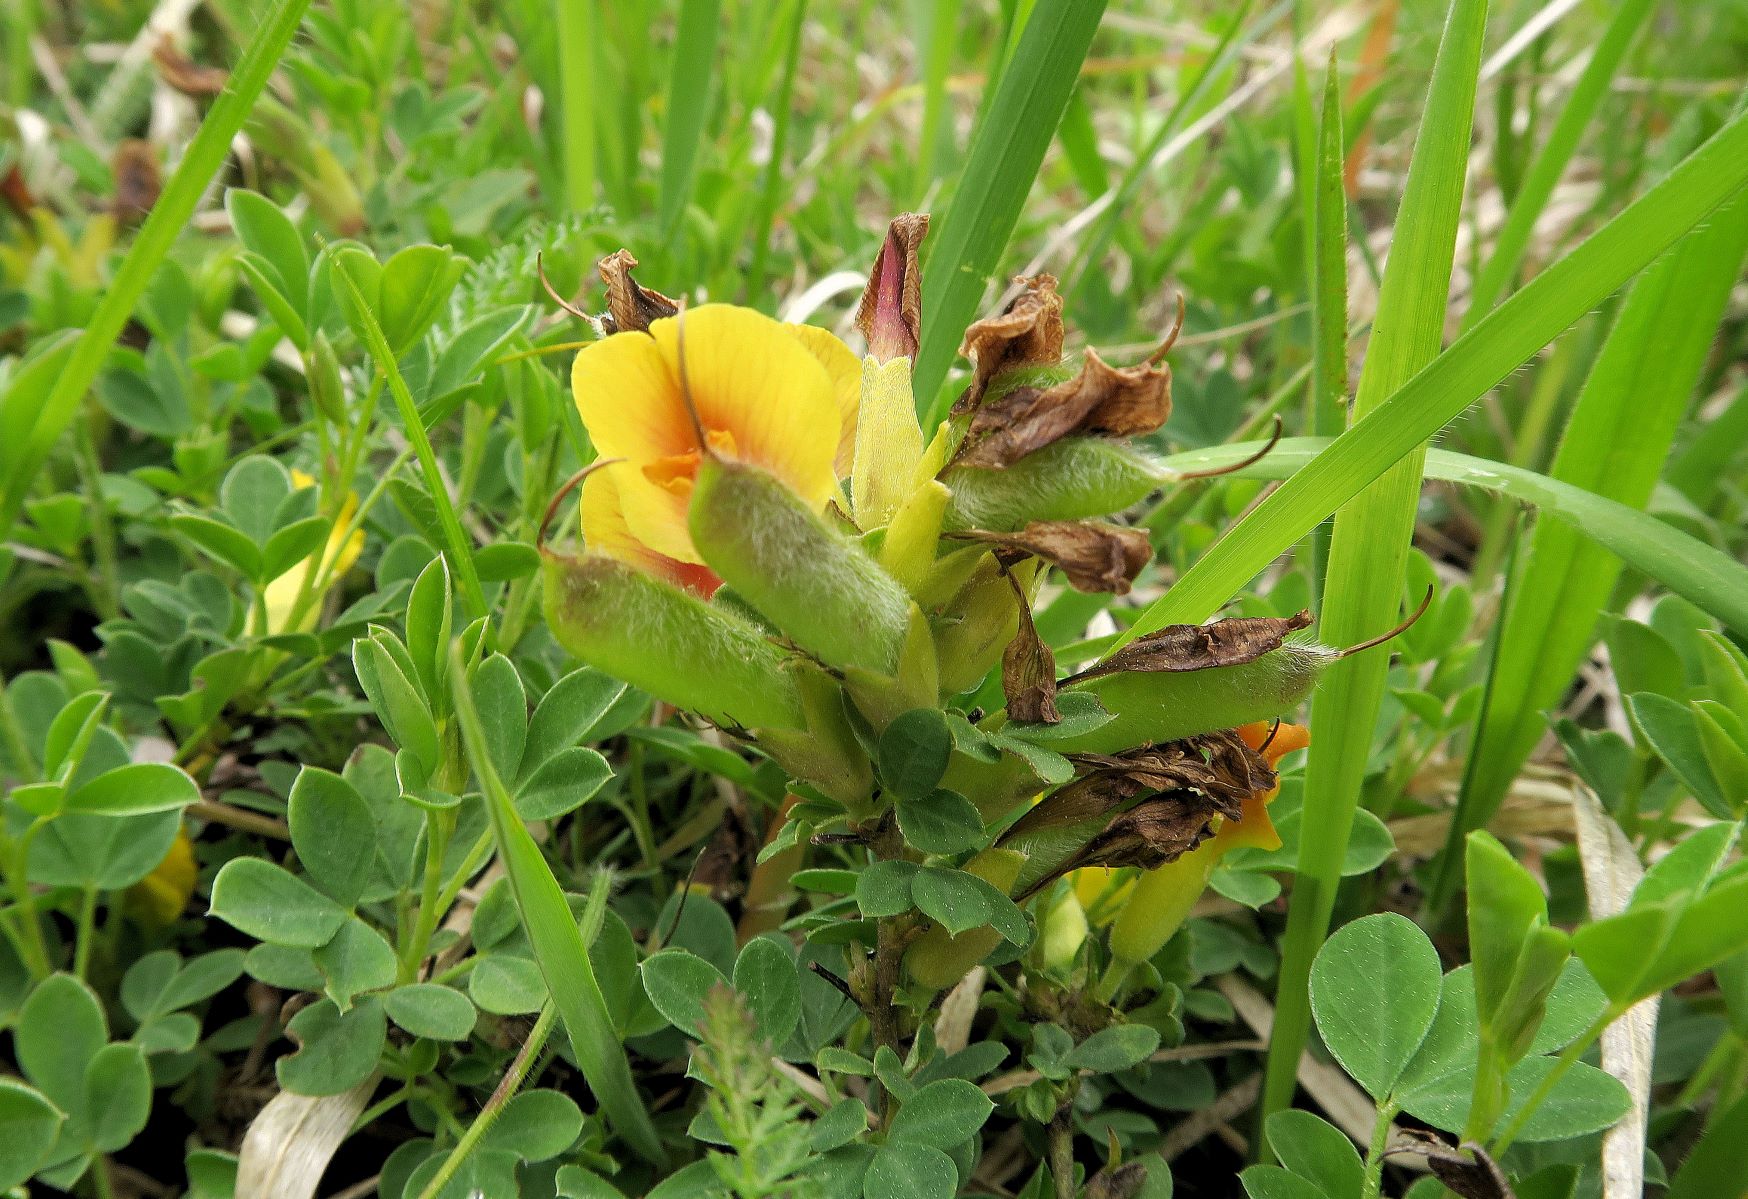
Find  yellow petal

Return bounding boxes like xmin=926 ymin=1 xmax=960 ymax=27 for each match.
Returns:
xmin=571 ymin=327 xmax=691 ymax=463
xmin=647 ymin=305 xmax=840 ymax=509
xmin=127 ymin=827 xmax=197 ymax=927
xmin=581 ymin=465 xmax=720 ymax=595
xmin=788 ymin=323 xmax=861 ymax=477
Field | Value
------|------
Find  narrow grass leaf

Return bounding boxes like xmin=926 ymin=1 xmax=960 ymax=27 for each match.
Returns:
xmin=1116 ymin=104 xmax=1748 ymax=642
xmin=448 ymin=643 xmax=664 ymax=1164
xmin=0 ymin=0 xmax=312 ymax=546
xmin=1257 ymin=0 xmax=1491 ymax=1132
xmin=1306 ymin=55 xmax=1350 ymax=609
xmin=1157 ymin=439 xmax=1748 ymax=639
xmin=912 ymin=0 xmax=1109 ymax=412
xmin=1462 ymin=0 xmax=1656 ymax=328
xmin=658 ymin=0 xmax=724 ymax=236
xmin=555 ymin=0 xmax=600 ymax=212
xmin=1434 ymin=184 xmax=1748 ymax=903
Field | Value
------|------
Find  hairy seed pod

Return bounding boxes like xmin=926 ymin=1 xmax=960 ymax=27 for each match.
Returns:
xmin=689 ymin=458 xmax=912 ymax=675
xmin=904 ymin=848 xmax=1027 ymax=991
xmin=542 ymin=551 xmax=803 ymax=730
xmin=1047 ymin=644 xmax=1333 ymax=755
xmin=942 ymin=438 xmax=1168 ymax=532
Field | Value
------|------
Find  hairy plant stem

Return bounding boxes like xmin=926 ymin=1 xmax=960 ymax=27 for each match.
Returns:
xmin=1359 ymin=1099 xmax=1396 ymax=1199
xmin=401 ymin=806 xmax=458 ymax=983
xmin=72 ymin=886 xmax=99 ymax=980
xmin=415 ymin=1002 xmax=557 ymax=1199
xmin=73 ymin=413 xmax=121 ymax=622
xmin=1047 ymin=1109 xmax=1075 ymax=1199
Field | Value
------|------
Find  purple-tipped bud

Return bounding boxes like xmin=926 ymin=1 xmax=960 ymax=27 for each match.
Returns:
xmin=854 ymin=213 xmax=929 ymax=362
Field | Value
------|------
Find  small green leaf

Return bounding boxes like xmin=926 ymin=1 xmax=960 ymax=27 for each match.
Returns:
xmin=64 ymin=761 xmax=200 ymax=817
xmin=640 ymin=949 xmax=729 ymax=1036
xmin=912 ymin=866 xmax=990 ymax=936
xmin=473 ymin=653 xmax=528 ymax=780
xmin=84 ymin=1042 xmax=151 ymax=1152
xmin=1627 ymin=693 xmax=1732 ymax=818
xmin=378 ymin=244 xmax=464 ymax=356
xmin=520 ymin=668 xmax=631 ymax=779
xmin=1265 ymin=1110 xmax=1363 ymax=1199
xmin=170 ymin=513 xmax=262 ymax=579
xmin=276 ymin=997 xmax=387 ymax=1096
xmin=312 ymin=918 xmax=397 ymax=1009
xmin=809 ymin=1098 xmax=868 ymax=1153
xmin=481 ymin=1089 xmax=584 ymax=1162
xmin=879 ymin=709 xmax=954 ymax=800
xmin=288 ymin=766 xmax=377 ymax=906
xmin=0 ymin=1079 xmax=65 ymax=1190
xmin=515 ymin=747 xmax=612 ymax=821
xmin=1309 ymin=913 xmax=1443 ymax=1101
xmin=1066 ymin=1025 xmax=1160 ymax=1074
xmin=865 ymin=1140 xmax=957 ymax=1199
xmin=857 ymin=860 xmax=919 ymax=918
xmin=210 ymin=858 xmax=348 ymax=948
xmin=384 ymin=984 xmax=477 ymax=1041
xmin=1240 ymin=1165 xmax=1331 ymax=1199
xmin=17 ymin=973 xmax=105 ymax=1111
xmin=733 ymin=937 xmax=802 ymax=1046
xmin=888 ymin=1078 xmax=993 ymax=1150
xmin=896 ymin=789 xmax=985 ymax=855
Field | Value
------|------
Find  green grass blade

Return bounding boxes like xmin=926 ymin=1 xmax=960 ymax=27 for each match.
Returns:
xmin=330 ymin=257 xmax=490 ymax=625
xmin=448 ymin=643 xmax=665 ymax=1165
xmin=1305 ymin=55 xmax=1350 ymax=610
xmin=658 ymin=0 xmax=724 ymax=237
xmin=1158 ymin=438 xmax=1748 ymax=639
xmin=1429 ymin=184 xmax=1748 ymax=905
xmin=1254 ymin=0 xmax=1491 ymax=1133
xmin=1115 ymin=103 xmax=1748 ymax=643
xmin=1461 ymin=0 xmax=1655 ymax=329
xmin=914 ymin=0 xmax=963 ymax=199
xmin=555 ymin=0 xmax=600 ymax=212
xmin=744 ymin=0 xmax=807 ymax=300
xmin=0 ymin=0 xmax=312 ymax=547
xmin=911 ymin=0 xmax=1109 ymax=414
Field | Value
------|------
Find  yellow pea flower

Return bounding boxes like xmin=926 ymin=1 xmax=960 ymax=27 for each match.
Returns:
xmin=1106 ymin=721 xmax=1309 ymax=967
xmin=126 ymin=827 xmax=197 ymax=927
xmin=570 ymin=304 xmax=859 ymax=592
xmin=262 ymin=470 xmax=365 ymax=632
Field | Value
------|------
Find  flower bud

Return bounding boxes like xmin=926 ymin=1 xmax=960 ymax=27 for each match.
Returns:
xmin=854 ymin=213 xmax=928 ymax=364
xmin=308 ymin=330 xmax=346 ymax=425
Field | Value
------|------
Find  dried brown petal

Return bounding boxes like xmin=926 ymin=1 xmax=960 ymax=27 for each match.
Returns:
xmin=598 ymin=249 xmax=680 ymax=334
xmin=1002 ymin=729 xmax=1271 ymax=854
xmin=153 ymin=37 xmax=228 ymax=95
xmin=854 ymin=213 xmax=928 ymax=363
xmin=111 ymin=140 xmax=161 ymax=225
xmin=956 ymin=347 xmax=1170 ymax=469
xmin=1071 ymin=611 xmax=1314 ymax=684
xmin=1389 ymin=1136 xmax=1515 ymax=1199
xmin=957 ymin=520 xmax=1152 ymax=595
xmin=1085 ymin=1163 xmax=1147 ymax=1199
xmin=953 ymin=275 xmax=1066 ymax=414
xmin=1002 ymin=579 xmax=1059 ymax=724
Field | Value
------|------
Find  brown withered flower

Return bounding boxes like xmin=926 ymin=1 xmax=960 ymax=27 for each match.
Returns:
xmin=1001 ymin=574 xmax=1060 ymax=724
xmin=954 ymin=346 xmax=1171 ymax=470
xmin=854 ymin=213 xmax=928 ymax=362
xmin=1000 ymin=729 xmax=1275 ymax=898
xmin=1069 ymin=610 xmax=1314 ymax=683
xmin=953 ymin=274 xmax=1066 ymax=413
xmin=597 ymin=249 xmax=680 ymax=334
xmin=955 ymin=520 xmax=1153 ymax=595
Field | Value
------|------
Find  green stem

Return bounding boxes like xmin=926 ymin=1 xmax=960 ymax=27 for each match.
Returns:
xmin=6 ymin=818 xmax=55 ymax=979
xmin=72 ymin=887 xmax=99 ymax=980
xmin=401 ymin=810 xmax=457 ymax=983
xmin=73 ymin=415 xmax=121 ymax=622
xmin=1359 ymin=1100 xmax=1396 ymax=1199
xmin=416 ymin=1003 xmax=557 ymax=1199
xmin=0 ymin=0 xmax=314 ymax=546
xmin=330 ymin=259 xmax=489 ymax=625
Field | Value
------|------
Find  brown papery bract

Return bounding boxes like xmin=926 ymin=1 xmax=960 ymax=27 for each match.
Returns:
xmin=854 ymin=212 xmax=929 ymax=362
xmin=955 ymin=347 xmax=1171 ymax=470
xmin=952 ymin=274 xmax=1066 ymax=414
xmin=597 ymin=249 xmax=681 ymax=334
xmin=956 ymin=520 xmax=1153 ymax=595
xmin=1070 ymin=610 xmax=1314 ymax=683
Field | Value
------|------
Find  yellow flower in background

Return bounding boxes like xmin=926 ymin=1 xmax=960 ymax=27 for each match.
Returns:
xmin=126 ymin=827 xmax=197 ymax=927
xmin=1106 ymin=720 xmax=1309 ymax=967
xmin=571 ymin=304 xmax=859 ymax=582
xmin=263 ymin=469 xmax=365 ymax=632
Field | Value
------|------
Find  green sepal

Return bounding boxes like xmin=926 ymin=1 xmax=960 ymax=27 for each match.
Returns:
xmin=1049 ymin=644 xmax=1332 ymax=754
xmin=689 ymin=459 xmax=911 ymax=675
xmin=942 ymin=438 xmax=1168 ymax=532
xmin=541 ymin=550 xmax=803 ymax=730
xmin=758 ymin=663 xmax=875 ymax=814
